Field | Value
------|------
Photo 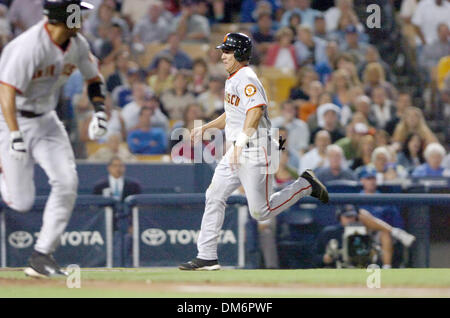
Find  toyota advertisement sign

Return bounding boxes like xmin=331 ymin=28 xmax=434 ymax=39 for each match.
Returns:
xmin=3 ymin=206 xmax=110 ymax=267
xmin=136 ymin=206 xmax=239 ymax=267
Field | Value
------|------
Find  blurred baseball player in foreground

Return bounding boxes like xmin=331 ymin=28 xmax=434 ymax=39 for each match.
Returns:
xmin=0 ymin=0 xmax=107 ymax=277
xmin=179 ymin=33 xmax=329 ymax=270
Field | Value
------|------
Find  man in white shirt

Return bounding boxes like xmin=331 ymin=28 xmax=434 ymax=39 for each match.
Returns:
xmin=412 ymin=0 xmax=450 ymax=45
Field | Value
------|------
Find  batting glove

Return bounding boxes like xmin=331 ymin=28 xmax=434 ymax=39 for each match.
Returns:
xmin=9 ymin=131 xmax=27 ymax=161
xmin=88 ymin=111 xmax=108 ymax=140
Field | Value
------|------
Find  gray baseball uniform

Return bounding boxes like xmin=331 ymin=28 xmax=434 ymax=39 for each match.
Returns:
xmin=196 ymin=66 xmax=312 ymax=260
xmin=0 ymin=19 xmax=100 ymax=254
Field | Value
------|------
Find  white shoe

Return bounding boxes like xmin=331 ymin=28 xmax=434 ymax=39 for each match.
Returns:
xmin=392 ymin=228 xmax=416 ymax=247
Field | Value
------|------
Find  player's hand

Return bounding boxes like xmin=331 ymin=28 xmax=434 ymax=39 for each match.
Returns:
xmin=229 ymin=145 xmax=243 ymax=171
xmin=9 ymin=131 xmax=27 ymax=161
xmin=88 ymin=111 xmax=108 ymax=140
xmin=190 ymin=126 xmax=203 ymax=144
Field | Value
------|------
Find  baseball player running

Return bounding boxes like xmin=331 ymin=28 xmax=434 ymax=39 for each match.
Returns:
xmin=0 ymin=0 xmax=107 ymax=277
xmin=179 ymin=33 xmax=329 ymax=271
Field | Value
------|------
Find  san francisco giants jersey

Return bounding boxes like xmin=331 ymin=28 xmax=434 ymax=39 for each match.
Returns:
xmin=0 ymin=19 xmax=99 ymax=115
xmin=223 ymin=66 xmax=271 ymax=142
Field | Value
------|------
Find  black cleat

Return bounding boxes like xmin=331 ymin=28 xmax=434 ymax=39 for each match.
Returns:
xmin=301 ymin=169 xmax=329 ymax=204
xmin=24 ymin=251 xmax=67 ymax=278
xmin=179 ymin=258 xmax=221 ymax=271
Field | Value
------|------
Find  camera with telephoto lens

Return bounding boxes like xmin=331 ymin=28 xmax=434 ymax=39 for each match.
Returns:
xmin=341 ymin=223 xmax=373 ymax=268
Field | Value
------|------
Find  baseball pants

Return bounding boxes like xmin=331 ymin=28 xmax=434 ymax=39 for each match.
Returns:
xmin=197 ymin=143 xmax=312 ymax=260
xmin=0 ymin=111 xmax=78 ymax=254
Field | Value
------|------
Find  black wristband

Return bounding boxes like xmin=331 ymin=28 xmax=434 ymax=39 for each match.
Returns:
xmin=93 ymin=101 xmax=105 ymax=113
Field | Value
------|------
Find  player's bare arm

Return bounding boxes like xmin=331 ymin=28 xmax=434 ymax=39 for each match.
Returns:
xmin=0 ymin=83 xmax=26 ymax=160
xmin=190 ymin=112 xmax=226 ymax=143
xmin=0 ymin=83 xmax=19 ymax=132
xmin=230 ymin=106 xmax=264 ymax=169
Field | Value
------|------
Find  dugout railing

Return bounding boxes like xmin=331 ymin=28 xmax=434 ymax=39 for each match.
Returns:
xmin=124 ymin=193 xmax=450 ymax=268
xmin=1 ymin=193 xmax=449 ymax=268
xmin=0 ymin=195 xmax=116 ymax=268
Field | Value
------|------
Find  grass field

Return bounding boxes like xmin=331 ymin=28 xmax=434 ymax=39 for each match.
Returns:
xmin=0 ymin=268 xmax=449 ymax=298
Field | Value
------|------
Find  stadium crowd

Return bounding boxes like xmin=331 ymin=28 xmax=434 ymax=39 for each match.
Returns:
xmin=0 ymin=0 xmax=448 ymax=181
xmin=0 ymin=0 xmax=449 ymax=268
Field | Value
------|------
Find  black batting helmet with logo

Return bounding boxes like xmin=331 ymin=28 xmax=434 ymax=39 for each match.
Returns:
xmin=216 ymin=32 xmax=252 ymax=62
xmin=44 ymin=0 xmax=94 ymax=24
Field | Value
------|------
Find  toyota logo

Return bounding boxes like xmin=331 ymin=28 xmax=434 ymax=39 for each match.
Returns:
xmin=8 ymin=231 xmax=34 ymax=249
xmin=141 ymin=228 xmax=166 ymax=246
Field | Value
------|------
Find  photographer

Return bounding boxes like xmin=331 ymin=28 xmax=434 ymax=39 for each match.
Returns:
xmin=314 ymin=204 xmax=413 ymax=268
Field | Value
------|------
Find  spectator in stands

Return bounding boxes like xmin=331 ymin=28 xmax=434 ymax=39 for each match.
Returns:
xmin=370 ymin=86 xmax=396 ymax=131
xmin=7 ymin=0 xmax=42 ymax=36
xmin=289 ymin=66 xmax=319 ymax=100
xmin=240 ymin=0 xmax=281 ymax=23
xmin=392 ymin=106 xmax=439 ymax=148
xmin=148 ymin=33 xmax=193 ymax=71
xmin=298 ymin=130 xmax=331 ymax=173
xmin=120 ymin=0 xmax=153 ymax=26
xmin=264 ymin=27 xmax=298 ymax=71
xmin=173 ymin=0 xmax=210 ymax=43
xmin=296 ymin=80 xmax=323 ymax=122
xmin=127 ymin=107 xmax=168 ymax=155
xmin=358 ymin=44 xmax=394 ymax=83
xmin=84 ymin=1 xmax=129 ymax=42
xmin=412 ymin=0 xmax=450 ymax=46
xmin=132 ymin=0 xmax=171 ymax=45
xmin=97 ymin=23 xmax=130 ymax=66
xmin=353 ymin=95 xmax=376 ymax=128
xmin=383 ymin=93 xmax=411 ymax=136
xmin=324 ymin=0 xmax=357 ymax=33
xmin=314 ymin=144 xmax=356 ymax=183
xmin=335 ymin=121 xmax=370 ymax=162
xmin=111 ymin=66 xmax=143 ymax=108
xmin=325 ymin=69 xmax=354 ymax=125
xmin=272 ymin=101 xmax=310 ymax=155
xmin=334 ymin=53 xmax=361 ymax=87
xmin=360 ymin=146 xmax=408 ymax=183
xmin=362 ymin=62 xmax=398 ymax=101
xmin=374 ymin=129 xmax=391 ymax=148
xmin=313 ymin=13 xmax=329 ymax=41
xmin=419 ymin=23 xmax=450 ymax=75
xmin=339 ymin=25 xmax=368 ymax=66
xmin=327 ymin=1 xmax=364 ymax=43
xmin=314 ymin=41 xmax=340 ymax=83
xmin=106 ymin=51 xmax=135 ymax=93
xmin=251 ymin=10 xmax=276 ymax=56
xmin=275 ymin=149 xmax=300 ymax=188
xmin=350 ymin=134 xmax=375 ymax=171
xmin=397 ymin=133 xmax=425 ymax=173
xmin=310 ymin=102 xmax=345 ymax=144
xmin=121 ymin=84 xmax=169 ymax=132
xmin=197 ymin=75 xmax=225 ymax=119
xmin=294 ymin=24 xmax=328 ymax=68
xmin=189 ymin=58 xmax=209 ymax=96
xmin=411 ymin=142 xmax=450 ymax=177
xmin=280 ymin=0 xmax=320 ymax=29
xmin=160 ymin=70 xmax=197 ymax=121
xmin=88 ymin=134 xmax=138 ymax=163
xmin=147 ymin=54 xmax=175 ymax=96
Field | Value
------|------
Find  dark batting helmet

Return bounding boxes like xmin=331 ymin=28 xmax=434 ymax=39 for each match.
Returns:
xmin=216 ymin=32 xmax=252 ymax=62
xmin=43 ymin=0 xmax=94 ymax=24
